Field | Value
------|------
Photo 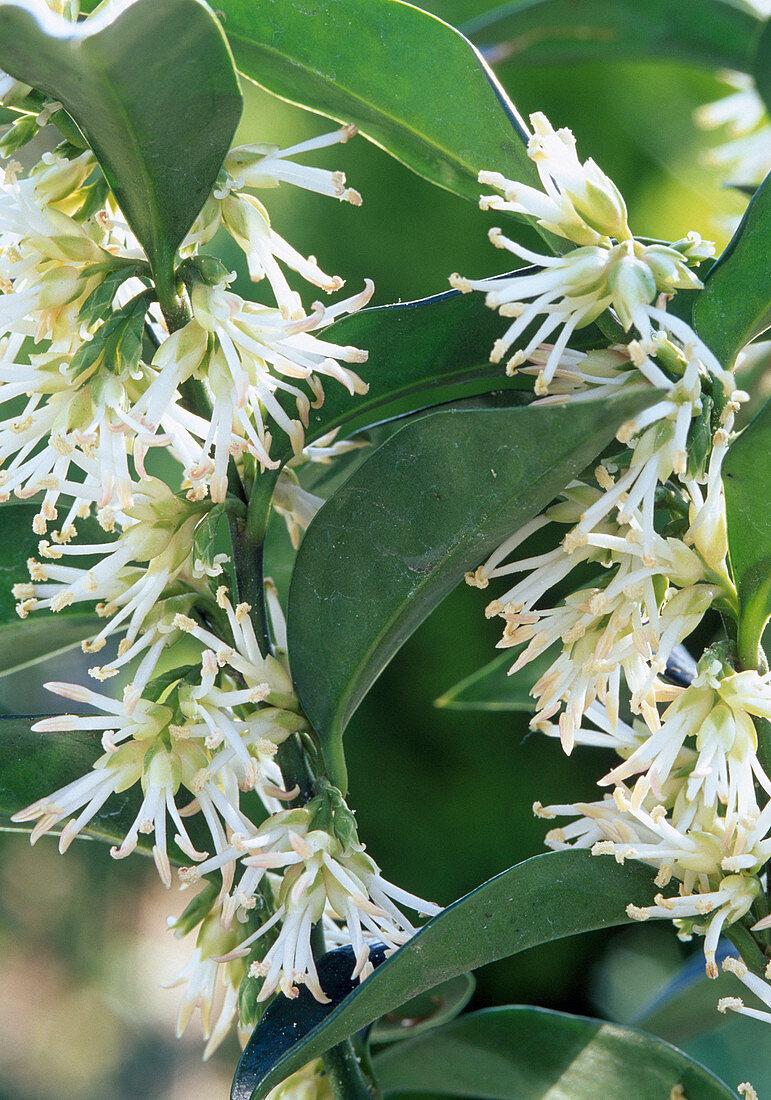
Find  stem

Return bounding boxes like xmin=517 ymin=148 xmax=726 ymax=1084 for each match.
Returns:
xmin=246 ymin=466 xmax=280 ymax=545
xmin=228 ymin=511 xmax=272 ymax=657
xmin=323 ymin=1041 xmax=381 ymax=1100
xmin=155 ymin=263 xmax=191 ymax=332
xmin=312 ymin=909 xmax=381 ymax=1098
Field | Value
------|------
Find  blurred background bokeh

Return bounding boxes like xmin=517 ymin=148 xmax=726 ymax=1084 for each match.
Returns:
xmin=0 ymin=0 xmax=765 ymax=1095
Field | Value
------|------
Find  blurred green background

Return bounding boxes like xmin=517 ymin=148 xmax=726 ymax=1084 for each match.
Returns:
xmin=0 ymin=0 xmax=763 ymax=1095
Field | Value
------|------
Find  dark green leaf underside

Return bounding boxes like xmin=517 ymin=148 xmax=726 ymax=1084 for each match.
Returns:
xmin=373 ymin=1007 xmax=738 ymax=1099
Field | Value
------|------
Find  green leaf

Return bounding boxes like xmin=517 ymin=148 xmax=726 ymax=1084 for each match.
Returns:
xmin=231 ymin=850 xmax=660 ymax=1100
xmin=723 ymin=398 xmax=771 ymax=670
xmin=693 ymin=171 xmax=771 ymax=367
xmin=464 ymin=0 xmax=762 ymax=71
xmin=369 ymin=974 xmax=475 ymax=1046
xmin=372 ymin=1007 xmax=738 ymax=1099
xmin=214 ymin=0 xmax=540 ymax=207
xmin=287 ymin=283 xmax=603 ymax=460
xmin=435 ymin=645 xmax=556 ymax=712
xmin=0 ymin=502 xmax=101 ymax=677
xmin=753 ymin=17 xmax=771 ymax=115
xmin=0 ymin=0 xmax=242 ymax=291
xmin=288 ymin=391 xmax=657 ymax=790
xmin=684 ymin=1014 xmax=771 ymax=1094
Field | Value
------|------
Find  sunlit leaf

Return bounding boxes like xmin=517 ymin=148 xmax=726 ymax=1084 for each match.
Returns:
xmin=694 ymin=172 xmax=771 ymax=367
xmin=214 ymin=0 xmax=539 ymax=208
xmin=0 ymin=0 xmax=242 ymax=292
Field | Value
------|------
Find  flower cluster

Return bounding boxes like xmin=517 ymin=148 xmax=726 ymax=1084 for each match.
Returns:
xmin=0 ymin=110 xmax=372 ymax=532
xmin=2 ymin=67 xmax=440 ymax=1059
xmin=460 ymin=112 xmax=769 ymax=983
xmin=450 ymin=112 xmax=716 ymax=387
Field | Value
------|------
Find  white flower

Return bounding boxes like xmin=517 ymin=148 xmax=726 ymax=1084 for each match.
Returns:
xmin=19 ymin=479 xmax=206 ymax=647
xmin=226 ymin=124 xmax=362 ymax=205
xmin=132 ymin=280 xmax=372 ymax=501
xmin=450 ymin=113 xmax=714 ymax=370
xmin=536 ymin=770 xmax=771 ymax=977
xmin=479 ymin=112 xmax=630 ymax=245
xmin=10 ymin=725 xmax=212 ymax=888
xmin=165 ymin=902 xmax=248 ymax=1059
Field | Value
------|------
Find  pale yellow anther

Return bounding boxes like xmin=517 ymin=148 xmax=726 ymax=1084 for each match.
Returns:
xmin=626 ymin=904 xmax=650 ymax=921
xmin=654 ymin=864 xmax=673 ymax=888
xmin=595 ymin=465 xmax=615 ymax=490
xmin=449 ymin=273 xmax=472 ymax=294
xmin=616 ymin=419 xmax=638 ymax=444
xmin=722 ymin=956 xmax=748 ymax=978
xmin=38 ymin=540 xmax=62 ymax=560
xmin=505 ymin=350 xmax=525 ymax=377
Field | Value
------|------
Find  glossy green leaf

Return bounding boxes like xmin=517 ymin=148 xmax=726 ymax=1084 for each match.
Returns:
xmin=0 ymin=502 xmax=101 ymax=676
xmin=753 ymin=17 xmax=771 ymax=114
xmin=435 ymin=646 xmax=556 ymax=711
xmin=277 ymin=282 xmax=604 ymax=461
xmin=231 ymin=850 xmax=660 ymax=1100
xmin=369 ymin=974 xmax=475 ymax=1045
xmin=694 ymin=171 xmax=771 ymax=367
xmin=288 ymin=391 xmax=657 ymax=790
xmin=214 ymin=0 xmax=540 ymax=207
xmin=0 ymin=0 xmax=242 ymax=291
xmin=0 ymin=714 xmax=208 ymax=861
xmin=464 ymin=0 xmax=762 ymax=71
xmin=684 ymin=1014 xmax=771 ymax=1094
xmin=372 ymin=1007 xmax=738 ymax=1099
xmin=723 ymin=398 xmax=771 ymax=670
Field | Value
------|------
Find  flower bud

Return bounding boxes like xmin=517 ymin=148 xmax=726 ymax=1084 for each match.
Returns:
xmin=608 ymin=255 xmax=656 ymax=331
